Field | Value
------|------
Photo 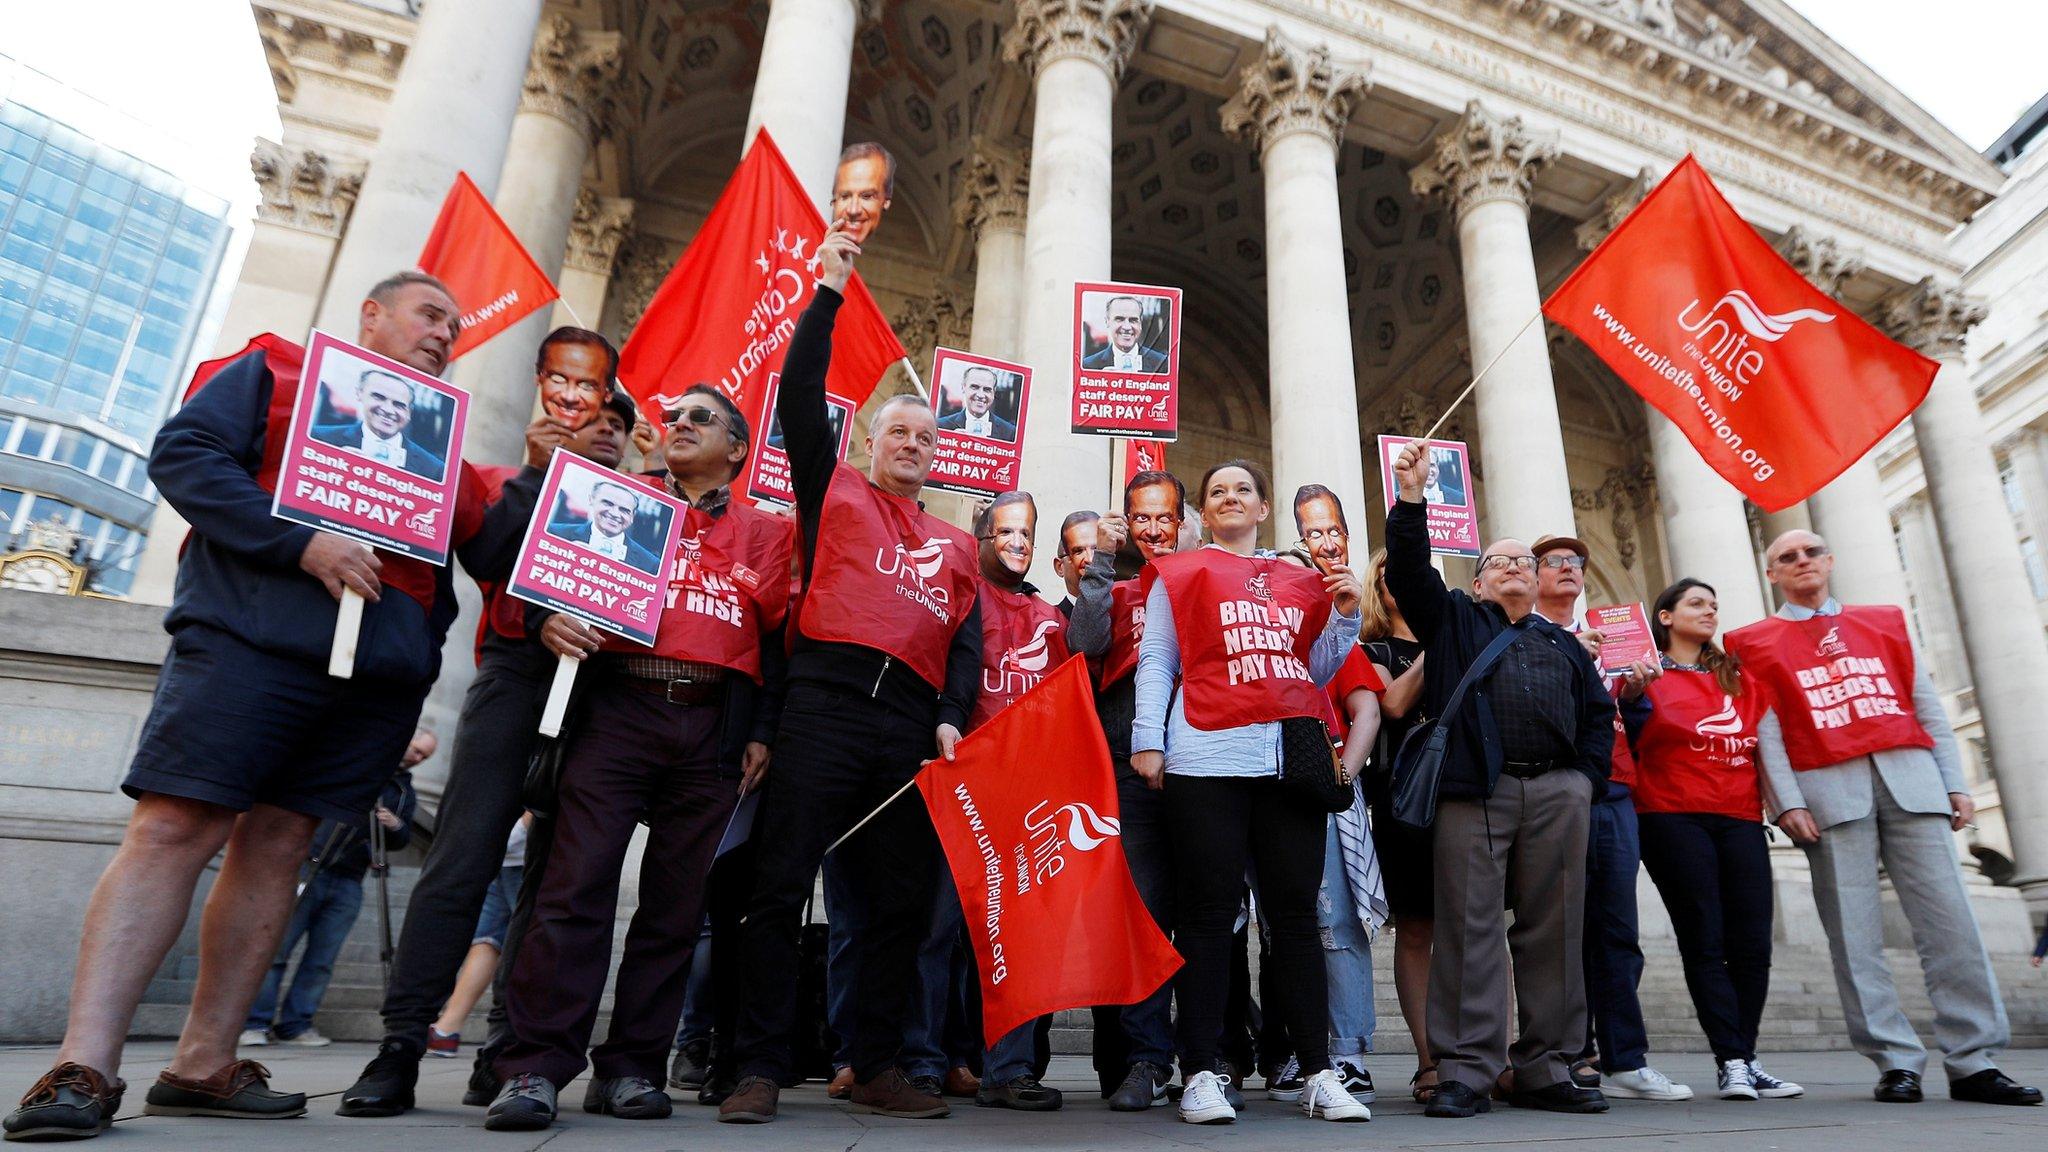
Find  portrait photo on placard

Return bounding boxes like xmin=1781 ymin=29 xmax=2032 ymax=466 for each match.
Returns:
xmin=542 ymin=470 xmax=672 ymax=577
xmin=933 ymin=359 xmax=1023 ymax=444
xmin=763 ymin=395 xmax=850 ymax=454
xmin=1077 ymin=289 xmax=1174 ymax=375
xmin=309 ymin=349 xmax=453 ymax=483
xmin=1423 ymin=443 xmax=1470 ymax=509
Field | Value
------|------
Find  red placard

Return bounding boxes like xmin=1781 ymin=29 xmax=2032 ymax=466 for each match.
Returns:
xmin=270 ymin=330 xmax=468 ymax=564
xmin=1587 ymin=602 xmax=1658 ymax=675
xmin=1071 ymin=280 xmax=1180 ymax=440
xmin=505 ymin=452 xmax=685 ymax=645
xmin=1376 ymin=435 xmax=1479 ymax=558
xmin=925 ymin=347 xmax=1031 ymax=499
xmin=746 ymin=371 xmax=855 ymax=506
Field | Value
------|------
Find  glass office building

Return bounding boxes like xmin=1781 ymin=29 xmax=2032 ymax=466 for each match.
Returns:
xmin=0 ymin=94 xmax=229 ymax=595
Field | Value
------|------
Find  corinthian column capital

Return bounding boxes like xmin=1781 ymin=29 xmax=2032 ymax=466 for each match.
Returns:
xmin=521 ymin=14 xmax=623 ymax=143
xmin=1774 ymin=225 xmax=1866 ymax=298
xmin=1575 ymin=167 xmax=1656 ymax=251
xmin=564 ymin=190 xmax=635 ymax=276
xmin=1408 ymin=100 xmax=1559 ymax=221
xmin=250 ymin=139 xmax=364 ymax=238
xmin=1879 ymin=276 xmax=1987 ymax=361
xmin=955 ymin=147 xmax=1031 ymax=242
xmin=1004 ymin=0 xmax=1154 ymax=83
xmin=1219 ymin=27 xmax=1369 ymax=153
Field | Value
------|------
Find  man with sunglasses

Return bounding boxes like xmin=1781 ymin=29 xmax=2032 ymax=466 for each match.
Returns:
xmin=1383 ymin=441 xmax=1615 ymax=1121
xmin=1725 ymin=531 xmax=2040 ymax=1108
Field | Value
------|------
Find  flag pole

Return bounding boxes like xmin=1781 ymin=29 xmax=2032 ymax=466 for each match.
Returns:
xmin=1419 ymin=310 xmax=1546 ymax=443
xmin=824 ymin=775 xmax=923 ymax=855
xmin=558 ymin=298 xmax=588 ymax=330
xmin=899 ymin=357 xmax=930 ymax=401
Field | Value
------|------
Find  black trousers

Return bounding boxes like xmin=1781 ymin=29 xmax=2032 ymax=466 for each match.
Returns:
xmin=1638 ymin=812 xmax=1774 ymax=1063
xmin=495 ymin=684 xmax=735 ymax=1087
xmin=1166 ymin=775 xmax=1330 ymax=1077
xmin=379 ymin=641 xmax=552 ymax=1049
xmin=734 ymin=684 xmax=941 ymax=1083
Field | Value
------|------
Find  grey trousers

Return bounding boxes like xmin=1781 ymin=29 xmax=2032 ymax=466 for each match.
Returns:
xmin=1428 ymin=769 xmax=1593 ymax=1093
xmin=1804 ymin=774 xmax=2009 ymax=1080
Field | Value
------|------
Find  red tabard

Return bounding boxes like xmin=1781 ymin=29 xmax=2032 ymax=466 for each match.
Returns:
xmin=1606 ymin=692 xmax=1639 ymax=788
xmin=1323 ymin=646 xmax=1386 ymax=742
xmin=1633 ymin=668 xmax=1770 ymax=820
xmin=969 ymin=578 xmax=1071 ymax=731
xmin=1095 ymin=578 xmax=1147 ymax=690
xmin=797 ymin=464 xmax=977 ymax=688
xmin=603 ymin=500 xmax=795 ymax=683
xmin=1145 ymin=549 xmax=1334 ymax=732
xmin=1725 ymin=606 xmax=1933 ymax=770
xmin=471 ymin=463 xmax=527 ymax=662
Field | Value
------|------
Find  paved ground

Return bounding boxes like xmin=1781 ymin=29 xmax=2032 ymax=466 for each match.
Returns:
xmin=5 ymin=1043 xmax=2044 ymax=1150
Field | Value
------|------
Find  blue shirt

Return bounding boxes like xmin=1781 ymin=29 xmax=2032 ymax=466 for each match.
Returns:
xmin=1778 ymin=596 xmax=1842 ymax=620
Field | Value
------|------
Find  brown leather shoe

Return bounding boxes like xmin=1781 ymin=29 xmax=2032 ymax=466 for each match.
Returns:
xmin=143 ymin=1060 xmax=304 ymax=1119
xmin=5 ymin=1062 xmax=126 ymax=1141
xmin=850 ymin=1068 xmax=949 ymax=1119
xmin=716 ymin=1075 xmax=779 ymax=1124
xmin=941 ymin=1066 xmax=981 ymax=1098
xmin=827 ymin=1067 xmax=856 ymax=1100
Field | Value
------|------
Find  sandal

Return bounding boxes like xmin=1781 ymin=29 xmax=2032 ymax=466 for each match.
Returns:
xmin=1409 ymin=1064 xmax=1438 ymax=1104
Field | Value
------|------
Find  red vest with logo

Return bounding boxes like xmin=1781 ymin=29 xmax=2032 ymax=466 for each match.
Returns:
xmin=1606 ymin=687 xmax=1639 ymax=788
xmin=1633 ymin=668 xmax=1770 ymax=820
xmin=797 ymin=464 xmax=977 ymax=688
xmin=471 ymin=463 xmax=528 ymax=662
xmin=601 ymin=499 xmax=796 ymax=683
xmin=1145 ymin=549 xmax=1334 ymax=732
xmin=1095 ymin=578 xmax=1148 ymax=690
xmin=970 ymin=578 xmax=1071 ymax=731
xmin=1725 ymin=605 xmax=1934 ymax=770
xmin=1323 ymin=645 xmax=1387 ymax=742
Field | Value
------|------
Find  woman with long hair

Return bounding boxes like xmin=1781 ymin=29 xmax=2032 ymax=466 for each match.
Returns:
xmin=1634 ymin=578 xmax=1803 ymax=1102
xmin=1132 ymin=460 xmax=1371 ymax=1124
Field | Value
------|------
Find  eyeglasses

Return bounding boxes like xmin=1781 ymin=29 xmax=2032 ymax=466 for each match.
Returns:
xmin=1478 ymin=555 xmax=1539 ymax=572
xmin=1771 ymin=544 xmax=1830 ymax=565
xmin=1537 ymin=554 xmax=1585 ymax=570
xmin=665 ymin=406 xmax=731 ymax=436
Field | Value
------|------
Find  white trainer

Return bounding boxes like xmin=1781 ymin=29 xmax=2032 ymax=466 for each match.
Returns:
xmin=1605 ymin=1066 xmax=1694 ymax=1101
xmin=237 ymin=1029 xmax=269 ymax=1048
xmin=1747 ymin=1062 xmax=1804 ymax=1098
xmin=1717 ymin=1058 xmax=1759 ymax=1101
xmin=1179 ymin=1070 xmax=1236 ymax=1125
xmin=1300 ymin=1069 xmax=1371 ymax=1121
xmin=274 ymin=1027 xmax=332 ymax=1047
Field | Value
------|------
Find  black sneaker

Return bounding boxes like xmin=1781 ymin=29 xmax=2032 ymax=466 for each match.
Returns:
xmin=1335 ymin=1059 xmax=1376 ymax=1102
xmin=485 ymin=1074 xmax=558 ymax=1132
xmin=4 ymin=1063 xmax=125 ymax=1142
xmin=1216 ymin=1061 xmax=1246 ymax=1111
xmin=907 ymin=1074 xmax=944 ymax=1099
xmin=582 ymin=1076 xmax=672 ymax=1119
xmin=1108 ymin=1062 xmax=1171 ymax=1111
xmin=143 ymin=1061 xmax=304 ymax=1119
xmin=337 ymin=1040 xmax=420 ymax=1117
xmin=462 ymin=1062 xmax=499 ymax=1108
xmin=974 ymin=1075 xmax=1063 ymax=1111
xmin=669 ymin=1039 xmax=711 ymax=1092
xmin=1266 ymin=1056 xmax=1305 ymax=1102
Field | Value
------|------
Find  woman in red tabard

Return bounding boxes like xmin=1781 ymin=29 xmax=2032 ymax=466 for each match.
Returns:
xmin=1632 ymin=578 xmax=1803 ymax=1104
xmin=1130 ymin=460 xmax=1371 ymax=1125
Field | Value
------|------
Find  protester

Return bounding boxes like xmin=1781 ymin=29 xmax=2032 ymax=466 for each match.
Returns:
xmin=483 ymin=382 xmax=795 ymax=1131
xmin=1528 ymin=535 xmax=1691 ymax=1103
xmin=1071 ymin=473 xmax=1177 ymax=1110
xmin=3 ymin=272 xmax=542 ymax=1143
xmin=1383 ymin=440 xmax=1615 ymax=1120
xmin=243 ymin=737 xmax=426 ymax=1049
xmin=1727 ymin=531 xmax=2041 ymax=1107
xmin=1292 ymin=486 xmax=1387 ymax=1102
xmin=339 ymin=330 xmax=632 ymax=1118
xmin=1632 ymin=578 xmax=1803 ymax=1101
xmin=1052 ymin=510 xmax=1099 ymax=612
xmin=1133 ymin=460 xmax=1371 ymax=1125
xmin=426 ymin=816 xmax=530 ymax=1059
xmin=719 ymin=227 xmax=981 ymax=1125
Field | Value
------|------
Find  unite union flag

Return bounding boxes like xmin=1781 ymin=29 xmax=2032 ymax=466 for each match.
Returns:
xmin=916 ymin=656 xmax=1182 ymax=1046
xmin=1542 ymin=155 xmax=1938 ymax=511
xmin=416 ymin=172 xmax=560 ymax=359
xmin=615 ymin=131 xmax=904 ymax=442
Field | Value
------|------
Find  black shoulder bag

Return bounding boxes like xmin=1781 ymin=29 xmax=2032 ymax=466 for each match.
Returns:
xmin=1390 ymin=617 xmax=1532 ymax=829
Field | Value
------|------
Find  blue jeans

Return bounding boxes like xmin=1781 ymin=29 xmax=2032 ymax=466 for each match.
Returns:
xmin=823 ymin=855 xmax=865 ymax=1068
xmin=675 ymin=915 xmax=714 ymax=1049
xmin=472 ymin=865 xmax=523 ymax=949
xmin=1582 ymin=786 xmax=1649 ymax=1072
xmin=1318 ymin=821 xmax=1376 ymax=1058
xmin=901 ymin=882 xmax=979 ymax=1079
xmin=246 ymin=868 xmax=365 ymax=1037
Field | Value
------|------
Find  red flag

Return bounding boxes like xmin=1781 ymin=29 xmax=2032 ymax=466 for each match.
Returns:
xmin=1122 ymin=439 xmax=1166 ymax=479
xmin=417 ymin=172 xmax=559 ymax=360
xmin=1542 ymin=156 xmax=1937 ymax=512
xmin=916 ymin=656 xmax=1181 ymax=1046
xmin=616 ymin=131 xmax=904 ymax=436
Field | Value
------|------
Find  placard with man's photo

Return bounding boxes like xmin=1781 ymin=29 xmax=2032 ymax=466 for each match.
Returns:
xmin=926 ymin=347 xmax=1031 ymax=499
xmin=507 ymin=451 xmax=686 ymax=646
xmin=1071 ymin=280 xmax=1181 ymax=440
xmin=746 ymin=371 xmax=855 ymax=506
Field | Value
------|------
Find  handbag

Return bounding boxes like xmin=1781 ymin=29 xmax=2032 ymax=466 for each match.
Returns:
xmin=1280 ymin=714 xmax=1356 ymax=813
xmin=1390 ymin=617 xmax=1533 ymax=829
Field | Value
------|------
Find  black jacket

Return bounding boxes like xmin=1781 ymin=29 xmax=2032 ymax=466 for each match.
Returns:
xmin=309 ymin=770 xmax=417 ymax=882
xmin=1384 ymin=498 xmax=1613 ymax=799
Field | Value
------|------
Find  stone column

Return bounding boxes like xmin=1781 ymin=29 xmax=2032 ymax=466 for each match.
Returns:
xmin=1005 ymin=0 xmax=1151 ymax=587
xmin=552 ymin=191 xmax=636 ymax=337
xmin=2001 ymin=428 xmax=2048 ymax=559
xmin=1883 ymin=278 xmax=2048 ymax=905
xmin=1221 ymin=27 xmax=1371 ymax=531
xmin=1410 ymin=101 xmax=1576 ymax=541
xmin=313 ymin=0 xmax=546 ymax=332
xmin=745 ymin=0 xmax=871 ymax=209
xmin=453 ymin=15 xmax=622 ymax=467
xmin=1894 ymin=496 xmax=1969 ymax=694
xmin=1644 ymin=407 xmax=1769 ymax=628
xmin=955 ymin=148 xmax=1032 ymax=359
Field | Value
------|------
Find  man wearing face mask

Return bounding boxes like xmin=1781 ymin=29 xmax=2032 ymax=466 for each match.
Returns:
xmin=831 ymin=142 xmax=894 ymax=247
xmin=1383 ymin=441 xmax=1614 ymax=1122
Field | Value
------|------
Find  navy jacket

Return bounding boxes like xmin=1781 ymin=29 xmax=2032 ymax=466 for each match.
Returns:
xmin=151 ymin=348 xmax=540 ymax=687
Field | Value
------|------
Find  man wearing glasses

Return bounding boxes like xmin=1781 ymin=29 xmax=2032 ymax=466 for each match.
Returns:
xmin=1725 ymin=532 xmax=2040 ymax=1108
xmin=1383 ymin=440 xmax=1615 ymax=1121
